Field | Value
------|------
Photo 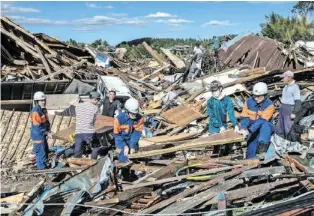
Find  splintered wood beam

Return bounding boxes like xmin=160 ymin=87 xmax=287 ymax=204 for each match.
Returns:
xmin=1 ymin=16 xmax=57 ymax=56
xmin=37 ymin=60 xmax=86 ymax=81
xmin=142 ymin=41 xmax=165 ymax=66
xmin=67 ymin=158 xmax=97 ymax=166
xmin=160 ymin=48 xmax=186 ymax=69
xmin=123 ymin=165 xmax=242 ymax=191
xmin=139 ymin=166 xmax=253 ymax=214
xmin=1 ymin=27 xmax=40 ymax=59
xmin=129 ymin=130 xmax=244 ymax=159
xmin=35 ymin=45 xmax=52 ymax=75
xmin=140 ymin=64 xmax=170 ymax=81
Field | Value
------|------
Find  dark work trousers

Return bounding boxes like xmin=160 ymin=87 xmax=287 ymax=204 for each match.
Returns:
xmin=74 ymin=133 xmax=100 ymax=159
xmin=276 ymin=104 xmax=294 ymax=138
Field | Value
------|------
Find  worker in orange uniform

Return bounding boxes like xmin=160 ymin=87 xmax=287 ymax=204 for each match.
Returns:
xmin=113 ymin=98 xmax=144 ymax=162
xmin=30 ymin=91 xmax=51 ymax=169
xmin=239 ymin=82 xmax=275 ymax=159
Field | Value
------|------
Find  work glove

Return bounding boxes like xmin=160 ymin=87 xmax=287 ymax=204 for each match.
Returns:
xmin=219 ymin=127 xmax=226 ymax=133
xmin=234 ymin=125 xmax=240 ymax=134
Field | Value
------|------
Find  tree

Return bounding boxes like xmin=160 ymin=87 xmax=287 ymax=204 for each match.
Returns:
xmin=260 ymin=12 xmax=314 ymax=45
xmin=90 ymin=39 xmax=109 ymax=48
xmin=292 ymin=1 xmax=314 ymax=14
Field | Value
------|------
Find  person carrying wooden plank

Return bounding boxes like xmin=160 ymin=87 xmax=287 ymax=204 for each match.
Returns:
xmin=207 ymin=80 xmax=238 ymax=155
xmin=238 ymin=82 xmax=275 ymax=159
xmin=73 ymin=92 xmax=101 ymax=159
xmin=113 ymin=98 xmax=144 ymax=162
xmin=30 ymin=91 xmax=51 ymax=169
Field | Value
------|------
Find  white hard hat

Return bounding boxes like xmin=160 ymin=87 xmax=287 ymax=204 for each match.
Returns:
xmin=124 ymin=98 xmax=139 ymax=114
xmin=252 ymin=82 xmax=268 ymax=96
xmin=33 ymin=91 xmax=47 ymax=101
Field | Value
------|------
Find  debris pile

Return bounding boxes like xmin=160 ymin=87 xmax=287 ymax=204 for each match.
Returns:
xmin=1 ymin=16 xmax=314 ymax=216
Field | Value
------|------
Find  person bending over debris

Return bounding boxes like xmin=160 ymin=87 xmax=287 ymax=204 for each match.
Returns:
xmin=74 ymin=92 xmax=101 ymax=159
xmin=30 ymin=91 xmax=51 ymax=169
xmin=207 ymin=80 xmax=238 ymax=134
xmin=114 ymin=98 xmax=144 ymax=162
xmin=101 ymin=88 xmax=121 ymax=118
xmin=276 ymin=71 xmax=301 ymax=138
xmin=238 ymin=82 xmax=275 ymax=159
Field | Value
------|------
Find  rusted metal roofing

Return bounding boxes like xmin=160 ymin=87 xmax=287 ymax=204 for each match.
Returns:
xmin=218 ymin=34 xmax=304 ymax=71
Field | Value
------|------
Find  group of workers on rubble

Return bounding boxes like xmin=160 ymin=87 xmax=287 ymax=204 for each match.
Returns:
xmin=30 ymin=70 xmax=301 ymax=169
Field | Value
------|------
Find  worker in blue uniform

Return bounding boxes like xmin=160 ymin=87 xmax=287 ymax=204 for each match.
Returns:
xmin=30 ymin=91 xmax=51 ymax=169
xmin=207 ymin=80 xmax=238 ymax=134
xmin=113 ymin=98 xmax=144 ymax=163
xmin=239 ymin=82 xmax=275 ymax=159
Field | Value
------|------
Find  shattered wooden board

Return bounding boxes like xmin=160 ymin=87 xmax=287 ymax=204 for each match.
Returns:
xmin=161 ymin=105 xmax=203 ymax=126
xmin=139 ymin=133 xmax=199 ymax=148
xmin=0 ymin=110 xmax=75 ymax=165
xmin=52 ymin=115 xmax=114 ymax=142
xmin=129 ymin=130 xmax=243 ymax=159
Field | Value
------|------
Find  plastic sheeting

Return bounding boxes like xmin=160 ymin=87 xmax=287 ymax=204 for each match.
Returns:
xmin=265 ymin=134 xmax=312 ymax=160
xmin=24 ymin=157 xmax=113 ymax=215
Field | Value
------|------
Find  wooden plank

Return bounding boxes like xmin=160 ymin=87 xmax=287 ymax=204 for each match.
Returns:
xmin=0 ymin=112 xmax=21 ymax=163
xmin=49 ymin=115 xmax=63 ymax=147
xmin=139 ymin=132 xmax=199 ymax=148
xmin=53 ymin=115 xmax=113 ymax=142
xmin=85 ymin=198 xmax=119 ymax=206
xmin=14 ymin=115 xmax=31 ymax=161
xmin=0 ymin=27 xmax=40 ymax=59
xmin=142 ymin=41 xmax=165 ymax=66
xmin=160 ymin=48 xmax=185 ymax=69
xmin=123 ymin=165 xmax=242 ymax=191
xmin=3 ymin=112 xmax=29 ymax=163
xmin=37 ymin=60 xmax=86 ymax=81
xmin=0 ymin=110 xmax=4 ymax=120
xmin=140 ymin=64 xmax=170 ymax=81
xmin=0 ymin=110 xmax=14 ymax=142
xmin=129 ymin=130 xmax=244 ymax=159
xmin=1 ymin=182 xmax=38 ymax=193
xmin=54 ymin=116 xmax=71 ymax=146
xmin=0 ymin=193 xmax=25 ymax=204
xmin=67 ymin=158 xmax=97 ymax=166
xmin=35 ymin=45 xmax=52 ymax=75
xmin=161 ymin=105 xmax=203 ymax=127
xmin=203 ymin=179 xmax=298 ymax=206
xmin=1 ymin=16 xmax=57 ymax=56
xmin=140 ymin=166 xmax=251 ymax=214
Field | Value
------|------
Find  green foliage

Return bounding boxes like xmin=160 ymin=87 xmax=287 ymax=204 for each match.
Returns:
xmin=65 ymin=38 xmax=86 ymax=49
xmin=90 ymin=39 xmax=109 ymax=48
xmin=292 ymin=1 xmax=314 ymax=14
xmin=260 ymin=12 xmax=314 ymax=45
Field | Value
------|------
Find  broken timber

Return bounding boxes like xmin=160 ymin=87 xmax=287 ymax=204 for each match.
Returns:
xmin=129 ymin=130 xmax=244 ymax=159
xmin=160 ymin=48 xmax=185 ymax=69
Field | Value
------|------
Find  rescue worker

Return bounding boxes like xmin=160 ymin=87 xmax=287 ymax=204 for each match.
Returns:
xmin=188 ymin=43 xmax=204 ymax=81
xmin=276 ymin=71 xmax=301 ymax=138
xmin=30 ymin=91 xmax=51 ymax=169
xmin=101 ymin=88 xmax=122 ymax=117
xmin=74 ymin=91 xmax=101 ymax=159
xmin=239 ymin=82 xmax=275 ymax=159
xmin=113 ymin=98 xmax=144 ymax=163
xmin=207 ymin=80 xmax=238 ymax=134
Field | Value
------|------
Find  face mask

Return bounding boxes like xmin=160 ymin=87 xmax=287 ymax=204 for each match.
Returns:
xmin=129 ymin=112 xmax=137 ymax=119
xmin=212 ymin=90 xmax=221 ymax=98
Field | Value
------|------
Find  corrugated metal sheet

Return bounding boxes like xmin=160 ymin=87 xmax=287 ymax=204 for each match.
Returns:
xmin=218 ymin=34 xmax=305 ymax=71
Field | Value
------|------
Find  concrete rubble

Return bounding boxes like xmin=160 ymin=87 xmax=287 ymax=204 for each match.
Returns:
xmin=1 ymin=16 xmax=314 ymax=216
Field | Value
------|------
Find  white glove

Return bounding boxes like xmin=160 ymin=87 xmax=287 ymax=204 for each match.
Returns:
xmin=219 ymin=127 xmax=226 ymax=133
xmin=234 ymin=125 xmax=240 ymax=134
